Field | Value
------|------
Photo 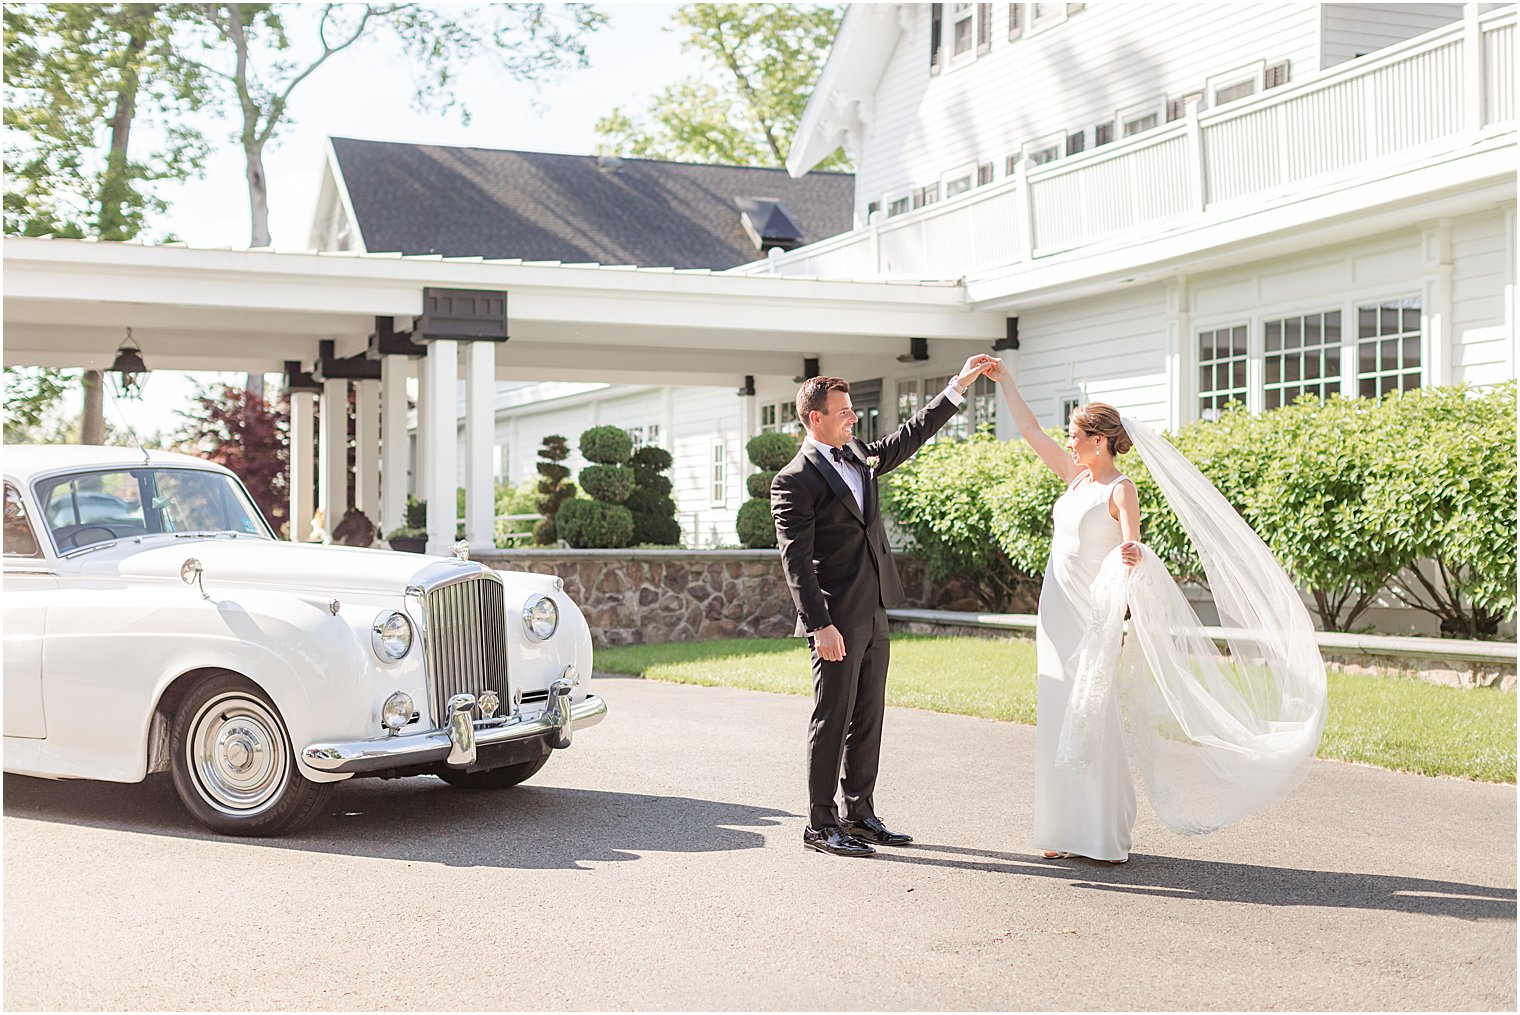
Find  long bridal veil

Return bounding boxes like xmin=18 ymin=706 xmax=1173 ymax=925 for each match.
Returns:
xmin=1057 ymin=415 xmax=1328 ymax=835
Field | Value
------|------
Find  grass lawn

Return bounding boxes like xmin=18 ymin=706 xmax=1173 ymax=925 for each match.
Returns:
xmin=594 ymin=634 xmax=1517 ymax=784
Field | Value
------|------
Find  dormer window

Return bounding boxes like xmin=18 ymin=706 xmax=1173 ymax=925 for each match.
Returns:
xmin=734 ymin=197 xmax=803 ymax=253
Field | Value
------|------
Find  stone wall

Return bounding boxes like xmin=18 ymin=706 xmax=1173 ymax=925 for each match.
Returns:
xmin=477 ymin=549 xmax=798 ymax=647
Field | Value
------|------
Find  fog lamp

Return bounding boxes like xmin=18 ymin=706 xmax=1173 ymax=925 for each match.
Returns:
xmin=372 ymin=610 xmax=413 ymax=660
xmin=381 ymin=692 xmax=414 ymax=732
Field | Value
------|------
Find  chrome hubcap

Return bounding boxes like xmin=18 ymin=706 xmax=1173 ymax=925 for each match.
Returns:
xmin=188 ymin=693 xmax=289 ymax=815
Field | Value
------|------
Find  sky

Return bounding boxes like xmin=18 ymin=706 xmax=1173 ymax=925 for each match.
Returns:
xmin=61 ymin=3 xmax=700 ymax=438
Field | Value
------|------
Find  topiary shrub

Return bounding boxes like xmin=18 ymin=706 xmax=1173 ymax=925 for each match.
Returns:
xmin=632 ymin=512 xmax=682 ymax=546
xmin=625 ymin=487 xmax=675 ymax=516
xmin=633 ymin=472 xmax=672 ymax=497
xmin=736 ymin=497 xmax=777 ymax=549
xmin=579 ymin=463 xmax=637 ymax=503
xmin=630 ymin=445 xmax=673 ymax=472
xmin=625 ymin=442 xmax=681 ymax=546
xmin=580 ymin=425 xmax=633 ymax=465
xmin=556 ymin=498 xmax=634 ymax=548
xmin=737 ymin=430 xmax=801 ymax=548
xmin=747 ymin=431 xmax=798 ymax=471
xmin=535 ymin=435 xmax=576 ymax=545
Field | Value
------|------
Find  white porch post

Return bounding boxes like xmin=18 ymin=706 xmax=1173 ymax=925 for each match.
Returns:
xmin=425 ymin=340 xmax=459 ymax=555
xmin=318 ymin=377 xmax=349 ymax=542
xmin=355 ymin=378 xmax=380 ymax=532
xmin=288 ymin=390 xmax=315 ymax=541
xmin=464 ymin=341 xmax=496 ymax=549
xmin=380 ymin=355 xmax=408 ymax=538
xmin=415 ymin=355 xmax=430 ymax=510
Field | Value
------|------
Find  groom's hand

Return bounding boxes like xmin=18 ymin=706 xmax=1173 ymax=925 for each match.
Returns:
xmin=812 ymin=625 xmax=846 ymax=662
xmin=955 ymin=354 xmax=995 ymax=390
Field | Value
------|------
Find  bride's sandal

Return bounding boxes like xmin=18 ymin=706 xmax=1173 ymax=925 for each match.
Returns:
xmin=1043 ymin=851 xmax=1073 ymax=859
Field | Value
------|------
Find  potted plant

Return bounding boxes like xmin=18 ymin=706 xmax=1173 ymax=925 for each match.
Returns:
xmin=385 ymin=497 xmax=428 ymax=553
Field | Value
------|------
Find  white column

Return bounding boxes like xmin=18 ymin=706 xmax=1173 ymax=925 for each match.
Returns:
xmin=380 ymin=356 xmax=409 ymax=538
xmin=355 ymin=378 xmax=380 ymax=532
xmin=415 ymin=355 xmax=429 ymax=508
xmin=288 ymin=390 xmax=315 ymax=541
xmin=464 ymin=341 xmax=496 ymax=549
xmin=424 ymin=340 xmax=459 ymax=555
xmin=318 ymin=377 xmax=349 ymax=543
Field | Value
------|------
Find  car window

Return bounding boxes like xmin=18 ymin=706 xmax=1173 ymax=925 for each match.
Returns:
xmin=3 ymin=483 xmax=41 ymax=558
xmin=37 ymin=468 xmax=270 ymax=553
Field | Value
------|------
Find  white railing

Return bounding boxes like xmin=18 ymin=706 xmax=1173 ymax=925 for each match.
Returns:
xmin=738 ymin=8 xmax=1515 ymax=281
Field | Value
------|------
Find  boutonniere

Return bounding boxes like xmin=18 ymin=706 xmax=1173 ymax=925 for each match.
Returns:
xmin=865 ymin=455 xmax=880 ymax=473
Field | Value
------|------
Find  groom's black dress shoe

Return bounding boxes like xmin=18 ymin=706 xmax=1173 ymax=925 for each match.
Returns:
xmin=803 ymin=825 xmax=876 ymax=857
xmin=840 ymin=816 xmax=913 ymax=846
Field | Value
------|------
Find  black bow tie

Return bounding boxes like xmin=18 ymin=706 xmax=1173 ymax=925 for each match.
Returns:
xmin=831 ymin=446 xmax=861 ymax=467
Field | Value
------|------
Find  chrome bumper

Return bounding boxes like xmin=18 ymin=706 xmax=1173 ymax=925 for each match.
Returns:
xmin=301 ymin=689 xmax=608 ymax=775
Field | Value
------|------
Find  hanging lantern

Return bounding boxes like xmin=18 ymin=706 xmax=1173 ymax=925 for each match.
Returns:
xmin=107 ymin=329 xmax=149 ymax=400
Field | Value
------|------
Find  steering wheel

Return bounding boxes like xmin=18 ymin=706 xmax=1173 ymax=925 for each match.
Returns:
xmin=55 ymin=524 xmax=121 ymax=550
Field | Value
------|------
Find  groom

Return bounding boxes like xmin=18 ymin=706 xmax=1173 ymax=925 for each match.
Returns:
xmin=772 ymin=354 xmax=994 ymax=857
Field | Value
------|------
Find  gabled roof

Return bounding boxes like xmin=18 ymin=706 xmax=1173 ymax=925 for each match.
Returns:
xmin=318 ymin=137 xmax=855 ymax=269
xmin=787 ymin=5 xmax=905 ymax=178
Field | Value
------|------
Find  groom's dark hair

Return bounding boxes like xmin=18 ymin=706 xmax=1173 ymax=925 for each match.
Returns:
xmin=796 ymin=376 xmax=850 ymax=429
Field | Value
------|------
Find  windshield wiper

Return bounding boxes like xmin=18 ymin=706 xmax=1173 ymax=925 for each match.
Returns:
xmin=60 ymin=541 xmax=119 ymax=559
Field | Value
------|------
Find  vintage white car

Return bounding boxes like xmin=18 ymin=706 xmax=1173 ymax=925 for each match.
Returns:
xmin=2 ymin=446 xmax=606 ymax=836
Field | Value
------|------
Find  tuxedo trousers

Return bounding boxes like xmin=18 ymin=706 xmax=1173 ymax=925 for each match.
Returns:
xmin=807 ymin=605 xmax=891 ymax=829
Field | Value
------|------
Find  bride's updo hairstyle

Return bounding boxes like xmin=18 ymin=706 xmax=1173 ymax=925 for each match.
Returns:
xmin=1070 ymin=402 xmax=1133 ymax=456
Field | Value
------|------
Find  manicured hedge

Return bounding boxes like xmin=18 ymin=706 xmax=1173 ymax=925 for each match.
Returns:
xmin=885 ymin=383 xmax=1516 ymax=636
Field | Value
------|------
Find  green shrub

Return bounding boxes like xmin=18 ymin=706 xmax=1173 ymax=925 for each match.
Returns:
xmin=632 ymin=472 xmax=672 ymax=497
xmin=748 ymin=431 xmax=799 ymax=471
xmin=579 ymin=463 xmax=637 ymax=503
xmin=1365 ymin=382 xmax=1517 ymax=637
xmin=630 ymin=445 xmax=673 ymax=471
xmin=580 ymin=425 xmax=633 ymax=465
xmin=632 ymin=513 xmax=682 ymax=546
xmin=625 ymin=487 xmax=675 ymax=516
xmin=737 ymin=497 xmax=776 ymax=549
xmin=535 ymin=435 xmax=575 ymax=544
xmin=533 ymin=517 xmax=557 ymax=545
xmin=747 ymin=470 xmax=777 ymax=499
xmin=885 ymin=432 xmax=1037 ymax=609
xmin=556 ymin=498 xmax=634 ymax=548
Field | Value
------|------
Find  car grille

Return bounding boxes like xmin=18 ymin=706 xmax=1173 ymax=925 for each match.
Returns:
xmin=421 ymin=573 xmax=509 ymax=725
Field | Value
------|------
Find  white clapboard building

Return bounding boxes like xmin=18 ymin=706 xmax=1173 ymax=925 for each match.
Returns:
xmin=744 ymin=2 xmax=1514 ymax=436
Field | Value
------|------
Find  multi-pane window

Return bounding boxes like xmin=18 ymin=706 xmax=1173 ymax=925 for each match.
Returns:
xmin=1197 ymin=325 xmax=1249 ymax=421
xmin=923 ymin=375 xmax=956 ymax=440
xmin=625 ymin=424 xmax=661 ymax=450
xmin=1263 ymin=310 xmax=1342 ymax=409
xmin=1060 ymin=396 xmax=1083 ymax=427
xmin=887 ymin=194 xmax=911 ymax=217
xmin=1122 ymin=111 xmax=1159 ymax=136
xmin=760 ymin=400 xmax=802 ymax=435
xmin=1026 ymin=143 xmax=1060 ymax=166
xmin=943 ymin=166 xmax=975 ymax=198
xmin=1215 ymin=79 xmax=1256 ymax=104
xmin=951 ymin=3 xmax=976 ymax=57
xmin=1357 ymin=297 xmax=1422 ymax=398
xmin=711 ymin=441 xmax=727 ymax=505
xmin=896 ymin=379 xmax=922 ymax=426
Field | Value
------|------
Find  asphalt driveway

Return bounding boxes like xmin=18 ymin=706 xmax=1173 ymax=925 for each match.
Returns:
xmin=4 ymin=674 xmax=1514 ymax=1010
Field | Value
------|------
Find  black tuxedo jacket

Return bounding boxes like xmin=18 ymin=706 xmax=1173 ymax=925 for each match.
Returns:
xmin=770 ymin=391 xmax=961 ymax=637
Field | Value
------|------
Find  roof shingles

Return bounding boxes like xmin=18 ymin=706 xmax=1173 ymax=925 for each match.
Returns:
xmin=329 ymin=138 xmax=854 ymax=270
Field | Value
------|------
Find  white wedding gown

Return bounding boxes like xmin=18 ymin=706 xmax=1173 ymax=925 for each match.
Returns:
xmin=1033 ymin=472 xmax=1137 ymax=861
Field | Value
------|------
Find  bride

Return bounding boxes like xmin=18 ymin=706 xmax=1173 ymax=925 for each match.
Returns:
xmin=986 ymin=358 xmax=1328 ymax=864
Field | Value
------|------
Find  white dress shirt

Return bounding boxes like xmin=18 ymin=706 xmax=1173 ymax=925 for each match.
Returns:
xmin=807 ymin=382 xmax=965 ymax=514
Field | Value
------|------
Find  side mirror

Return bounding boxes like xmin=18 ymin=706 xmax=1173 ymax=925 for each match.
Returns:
xmin=181 ymin=558 xmax=208 ymax=600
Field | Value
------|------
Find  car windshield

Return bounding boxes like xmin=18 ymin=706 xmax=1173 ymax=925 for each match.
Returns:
xmin=37 ymin=467 xmax=272 ymax=553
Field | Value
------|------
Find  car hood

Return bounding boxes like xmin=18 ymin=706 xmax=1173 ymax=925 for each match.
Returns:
xmin=85 ymin=538 xmax=548 ymax=598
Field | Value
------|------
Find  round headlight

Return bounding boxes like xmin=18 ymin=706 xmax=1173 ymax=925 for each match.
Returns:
xmin=381 ymin=691 xmax=414 ymax=732
xmin=371 ymin=610 xmax=413 ymax=661
xmin=522 ymin=594 xmax=559 ymax=641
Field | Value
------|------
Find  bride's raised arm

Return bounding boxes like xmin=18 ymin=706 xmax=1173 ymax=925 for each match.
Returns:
xmin=985 ymin=358 xmax=1082 ymax=482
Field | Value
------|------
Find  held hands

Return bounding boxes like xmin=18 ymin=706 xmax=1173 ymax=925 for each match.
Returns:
xmin=983 ymin=357 xmax=1011 ymax=384
xmin=812 ymin=625 xmax=846 ymax=662
xmin=1120 ymin=541 xmax=1142 ymax=568
xmin=955 ymin=354 xmax=998 ymax=390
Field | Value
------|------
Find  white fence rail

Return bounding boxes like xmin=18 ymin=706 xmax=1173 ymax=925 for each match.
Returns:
xmin=740 ymin=9 xmax=1515 ymax=281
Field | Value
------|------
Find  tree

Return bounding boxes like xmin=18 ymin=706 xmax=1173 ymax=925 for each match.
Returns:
xmin=3 ymin=3 xmax=209 ymax=240
xmin=183 ymin=3 xmax=606 ymax=247
xmin=594 ymin=4 xmax=849 ymax=170
xmin=174 ymin=382 xmax=290 ymax=536
xmin=3 ymin=367 xmax=77 ymax=443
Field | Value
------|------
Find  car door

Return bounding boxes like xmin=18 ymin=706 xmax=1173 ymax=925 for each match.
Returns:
xmin=3 ymin=481 xmax=52 ymax=738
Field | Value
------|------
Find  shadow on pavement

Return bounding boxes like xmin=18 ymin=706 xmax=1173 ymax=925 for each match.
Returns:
xmin=1 ymin=772 xmax=796 ymax=871
xmin=882 ymin=842 xmax=1517 ymax=921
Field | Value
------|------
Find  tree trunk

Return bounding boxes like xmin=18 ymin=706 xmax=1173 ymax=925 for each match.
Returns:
xmin=80 ymin=371 xmax=105 ymax=444
xmin=96 ymin=7 xmax=154 ymax=242
xmin=245 ymin=141 xmax=271 ymax=248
